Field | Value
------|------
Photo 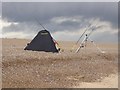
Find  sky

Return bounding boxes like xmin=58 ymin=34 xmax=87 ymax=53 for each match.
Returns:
xmin=1 ymin=2 xmax=118 ymax=43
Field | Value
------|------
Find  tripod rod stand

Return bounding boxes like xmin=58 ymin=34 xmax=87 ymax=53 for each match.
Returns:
xmin=75 ymin=34 xmax=105 ymax=53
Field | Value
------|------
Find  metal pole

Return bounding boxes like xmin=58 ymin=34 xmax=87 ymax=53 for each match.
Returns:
xmin=75 ymin=24 xmax=91 ymax=45
xmin=35 ymin=18 xmax=46 ymax=30
xmin=89 ymin=38 xmax=105 ymax=53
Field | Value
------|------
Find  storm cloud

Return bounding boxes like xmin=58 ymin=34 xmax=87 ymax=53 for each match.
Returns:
xmin=1 ymin=2 xmax=118 ymax=43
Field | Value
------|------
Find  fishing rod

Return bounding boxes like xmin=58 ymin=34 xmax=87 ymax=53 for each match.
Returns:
xmin=35 ymin=18 xmax=46 ymax=30
xmin=75 ymin=24 xmax=92 ymax=45
xmin=87 ymin=27 xmax=95 ymax=39
xmin=76 ymin=19 xmax=100 ymax=44
xmin=87 ymin=25 xmax=102 ymax=39
xmin=75 ymin=26 xmax=97 ymax=53
xmin=71 ymin=24 xmax=92 ymax=51
xmin=76 ymin=28 xmax=88 ymax=45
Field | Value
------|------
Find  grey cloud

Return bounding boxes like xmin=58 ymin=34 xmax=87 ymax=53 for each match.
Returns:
xmin=90 ymin=31 xmax=118 ymax=43
xmin=2 ymin=2 xmax=118 ymax=27
xmin=2 ymin=22 xmax=43 ymax=34
xmin=2 ymin=2 xmax=118 ymax=43
xmin=59 ymin=21 xmax=81 ymax=28
xmin=0 ymin=2 xmax=1 ymax=16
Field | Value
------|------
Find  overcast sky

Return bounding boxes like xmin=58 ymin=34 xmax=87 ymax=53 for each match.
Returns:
xmin=1 ymin=2 xmax=118 ymax=43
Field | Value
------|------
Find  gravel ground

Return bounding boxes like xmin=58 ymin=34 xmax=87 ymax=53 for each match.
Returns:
xmin=2 ymin=38 xmax=118 ymax=88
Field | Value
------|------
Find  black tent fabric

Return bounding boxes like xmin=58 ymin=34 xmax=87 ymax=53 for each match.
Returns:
xmin=24 ymin=30 xmax=58 ymax=53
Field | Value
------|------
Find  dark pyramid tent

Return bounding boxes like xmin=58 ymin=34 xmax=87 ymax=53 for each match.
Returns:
xmin=24 ymin=30 xmax=58 ymax=52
